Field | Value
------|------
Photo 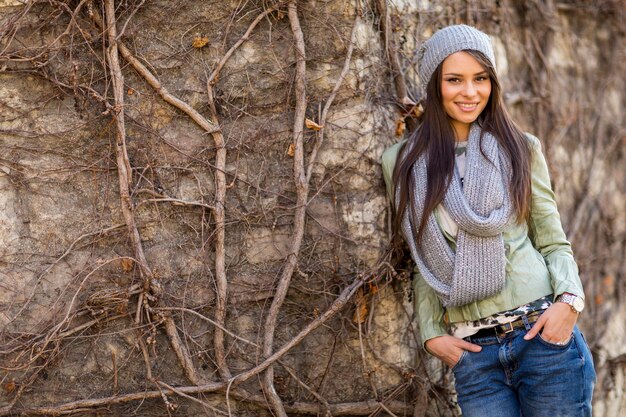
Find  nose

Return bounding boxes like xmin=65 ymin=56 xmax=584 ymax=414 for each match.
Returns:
xmin=462 ymin=81 xmax=477 ymax=97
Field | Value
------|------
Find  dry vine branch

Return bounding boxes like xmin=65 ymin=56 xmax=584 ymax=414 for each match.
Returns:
xmin=103 ymin=0 xmax=149 ymax=281
xmin=7 ymin=223 xmax=125 ymax=326
xmin=90 ymin=0 xmax=237 ymax=383
xmin=356 ymin=299 xmax=379 ymax=398
xmin=0 ymin=258 xmax=139 ymax=414
xmin=13 ymin=392 xmax=412 ymax=416
xmin=260 ymin=2 xmax=308 ymax=416
xmin=90 ymin=0 xmax=284 ymax=382
xmin=142 ymin=196 xmax=215 ymax=210
xmin=228 ymin=389 xmax=413 ymax=416
xmin=162 ymin=314 xmax=199 ymax=385
xmin=205 ymin=71 xmax=230 ymax=381
xmin=5 ymin=276 xmax=365 ymax=416
xmin=376 ymin=0 xmax=412 ymax=104
xmin=102 ymin=0 xmax=201 ymax=387
xmin=375 ymin=0 xmax=419 ymax=131
xmin=0 ymin=2 xmax=35 ymax=57
xmin=87 ymin=1 xmax=219 ymax=135
xmin=207 ymin=1 xmax=285 ymax=86
xmin=279 ymin=360 xmax=333 ymax=416
xmin=152 ymin=306 xmax=259 ymax=348
xmin=156 ymin=380 xmax=225 ymax=414
xmin=202 ymin=0 xmax=288 ymax=381
xmin=0 ymin=0 xmax=91 ymax=63
xmin=305 ymin=11 xmax=361 ymax=184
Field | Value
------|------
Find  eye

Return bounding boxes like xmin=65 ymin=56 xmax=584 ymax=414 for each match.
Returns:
xmin=475 ymin=75 xmax=489 ymax=82
xmin=444 ymin=77 xmax=461 ymax=83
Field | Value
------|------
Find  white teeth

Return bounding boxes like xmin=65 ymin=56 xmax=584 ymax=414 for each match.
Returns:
xmin=458 ymin=103 xmax=477 ymax=110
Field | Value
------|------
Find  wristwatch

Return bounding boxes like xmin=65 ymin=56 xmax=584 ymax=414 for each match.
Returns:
xmin=556 ymin=293 xmax=585 ymax=314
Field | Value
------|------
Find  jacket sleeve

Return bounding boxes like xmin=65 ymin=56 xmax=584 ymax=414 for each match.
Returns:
xmin=413 ymin=270 xmax=449 ymax=345
xmin=526 ymin=134 xmax=585 ymax=299
xmin=381 ymin=144 xmax=448 ymax=348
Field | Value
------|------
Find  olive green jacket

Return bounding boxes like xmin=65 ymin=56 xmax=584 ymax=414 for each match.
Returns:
xmin=381 ymin=134 xmax=584 ymax=345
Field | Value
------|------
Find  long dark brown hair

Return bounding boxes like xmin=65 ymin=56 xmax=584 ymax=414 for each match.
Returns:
xmin=392 ymin=50 xmax=532 ymax=245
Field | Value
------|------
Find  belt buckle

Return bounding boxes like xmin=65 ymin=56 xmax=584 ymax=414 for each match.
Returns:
xmin=501 ymin=322 xmax=515 ymax=334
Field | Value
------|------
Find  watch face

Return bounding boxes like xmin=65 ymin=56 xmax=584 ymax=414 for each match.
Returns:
xmin=573 ymin=297 xmax=585 ymax=312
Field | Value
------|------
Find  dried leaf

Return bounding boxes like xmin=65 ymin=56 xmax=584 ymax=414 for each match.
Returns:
xmin=602 ymin=275 xmax=615 ymax=287
xmin=121 ymin=258 xmax=134 ymax=272
xmin=395 ymin=118 xmax=406 ymax=137
xmin=594 ymin=294 xmax=604 ymax=305
xmin=3 ymin=381 xmax=16 ymax=394
xmin=127 ymin=88 xmax=135 ymax=95
xmin=353 ymin=302 xmax=367 ymax=324
xmin=287 ymin=143 xmax=295 ymax=157
xmin=305 ymin=118 xmax=323 ymax=131
xmin=116 ymin=302 xmax=128 ymax=315
xmin=411 ymin=103 xmax=424 ymax=117
xmin=192 ymin=36 xmax=209 ymax=48
xmin=368 ymin=282 xmax=379 ymax=295
xmin=352 ymin=288 xmax=368 ymax=324
xmin=398 ymin=97 xmax=423 ymax=119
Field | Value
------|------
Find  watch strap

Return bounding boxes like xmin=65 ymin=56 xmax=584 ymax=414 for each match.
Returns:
xmin=556 ymin=293 xmax=584 ymax=313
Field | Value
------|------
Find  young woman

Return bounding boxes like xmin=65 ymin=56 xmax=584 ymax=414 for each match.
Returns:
xmin=381 ymin=25 xmax=596 ymax=417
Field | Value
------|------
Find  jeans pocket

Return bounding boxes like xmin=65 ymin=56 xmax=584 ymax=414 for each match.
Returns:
xmin=536 ymin=331 xmax=573 ymax=349
xmin=451 ymin=350 xmax=468 ymax=372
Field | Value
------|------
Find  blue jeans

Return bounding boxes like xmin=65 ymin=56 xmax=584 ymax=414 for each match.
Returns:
xmin=452 ymin=324 xmax=596 ymax=417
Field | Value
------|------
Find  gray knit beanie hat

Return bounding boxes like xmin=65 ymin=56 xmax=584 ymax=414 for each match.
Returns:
xmin=418 ymin=24 xmax=496 ymax=86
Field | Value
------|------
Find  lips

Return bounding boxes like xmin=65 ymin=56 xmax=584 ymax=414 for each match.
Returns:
xmin=456 ymin=102 xmax=479 ymax=112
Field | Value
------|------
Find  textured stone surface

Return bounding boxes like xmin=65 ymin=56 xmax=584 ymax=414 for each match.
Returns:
xmin=0 ymin=1 xmax=624 ymax=416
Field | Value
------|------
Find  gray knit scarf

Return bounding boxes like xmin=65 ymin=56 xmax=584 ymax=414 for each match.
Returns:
xmin=399 ymin=123 xmax=513 ymax=307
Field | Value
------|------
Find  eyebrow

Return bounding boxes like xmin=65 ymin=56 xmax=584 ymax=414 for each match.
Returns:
xmin=443 ymin=71 xmax=489 ymax=76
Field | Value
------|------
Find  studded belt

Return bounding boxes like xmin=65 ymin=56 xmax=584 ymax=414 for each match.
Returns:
xmin=468 ymin=310 xmax=544 ymax=340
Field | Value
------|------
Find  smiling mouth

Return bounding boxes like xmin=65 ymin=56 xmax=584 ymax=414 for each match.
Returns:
xmin=456 ymin=103 xmax=479 ymax=111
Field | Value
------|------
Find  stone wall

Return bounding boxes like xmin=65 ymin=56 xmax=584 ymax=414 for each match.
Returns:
xmin=0 ymin=1 xmax=624 ymax=416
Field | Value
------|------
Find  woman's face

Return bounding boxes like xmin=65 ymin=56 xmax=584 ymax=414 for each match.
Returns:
xmin=440 ymin=51 xmax=492 ymax=140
